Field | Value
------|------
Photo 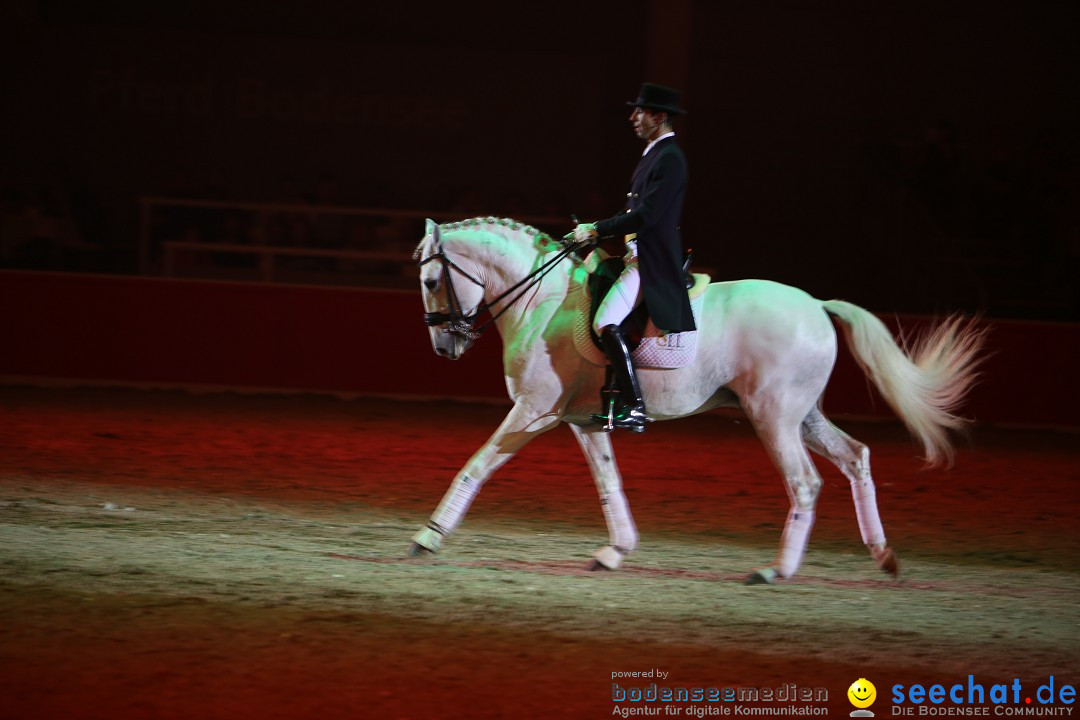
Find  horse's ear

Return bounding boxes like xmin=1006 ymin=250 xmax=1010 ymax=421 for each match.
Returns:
xmin=425 ymin=218 xmax=441 ymax=250
xmin=415 ymin=219 xmax=442 ymax=262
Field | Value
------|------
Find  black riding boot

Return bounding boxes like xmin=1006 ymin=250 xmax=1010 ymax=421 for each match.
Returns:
xmin=591 ymin=325 xmax=650 ymax=432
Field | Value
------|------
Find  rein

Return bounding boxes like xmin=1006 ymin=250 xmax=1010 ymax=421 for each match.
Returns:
xmin=419 ymin=236 xmax=589 ymax=341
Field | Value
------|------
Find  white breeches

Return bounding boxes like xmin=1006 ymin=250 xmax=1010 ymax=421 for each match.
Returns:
xmin=593 ymin=259 xmax=642 ymax=333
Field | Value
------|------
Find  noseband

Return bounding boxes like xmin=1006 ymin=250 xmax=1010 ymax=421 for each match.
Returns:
xmin=418 ymin=249 xmax=486 ymax=340
xmin=418 ymin=235 xmax=589 ymax=342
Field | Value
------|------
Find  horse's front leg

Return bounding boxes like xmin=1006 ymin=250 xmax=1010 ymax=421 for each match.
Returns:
xmin=568 ymin=423 xmax=638 ymax=571
xmin=408 ymin=403 xmax=561 ymax=556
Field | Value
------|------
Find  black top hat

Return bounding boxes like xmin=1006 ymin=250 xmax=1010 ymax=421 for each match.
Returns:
xmin=626 ymin=83 xmax=687 ymax=115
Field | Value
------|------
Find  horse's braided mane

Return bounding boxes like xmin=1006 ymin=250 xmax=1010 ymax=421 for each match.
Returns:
xmin=440 ymin=217 xmax=554 ymax=244
xmin=413 ymin=217 xmax=559 ymax=261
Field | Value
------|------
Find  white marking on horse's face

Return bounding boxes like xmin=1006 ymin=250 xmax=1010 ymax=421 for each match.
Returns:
xmin=417 ymin=233 xmax=480 ymax=360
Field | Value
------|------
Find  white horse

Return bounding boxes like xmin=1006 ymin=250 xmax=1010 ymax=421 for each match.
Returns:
xmin=408 ymin=217 xmax=984 ymax=583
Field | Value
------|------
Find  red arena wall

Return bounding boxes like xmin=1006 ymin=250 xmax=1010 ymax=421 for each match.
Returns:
xmin=2 ymin=271 xmax=1076 ymax=429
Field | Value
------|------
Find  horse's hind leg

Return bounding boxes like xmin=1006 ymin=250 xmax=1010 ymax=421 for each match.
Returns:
xmin=744 ymin=408 xmax=824 ymax=585
xmin=408 ymin=404 xmax=561 ymax=556
xmin=569 ymin=424 xmax=638 ymax=570
xmin=801 ymin=406 xmax=898 ymax=576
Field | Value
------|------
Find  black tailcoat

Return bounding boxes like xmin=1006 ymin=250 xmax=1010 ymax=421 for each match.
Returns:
xmin=595 ymin=137 xmax=696 ymax=332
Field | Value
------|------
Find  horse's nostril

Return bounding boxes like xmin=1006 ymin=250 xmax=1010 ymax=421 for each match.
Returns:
xmin=435 ymin=347 xmax=450 ymax=356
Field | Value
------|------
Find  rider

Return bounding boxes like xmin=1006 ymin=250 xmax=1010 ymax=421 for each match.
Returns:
xmin=574 ymin=82 xmax=696 ymax=432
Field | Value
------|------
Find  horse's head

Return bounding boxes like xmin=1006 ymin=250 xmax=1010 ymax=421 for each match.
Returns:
xmin=415 ymin=219 xmax=487 ymax=360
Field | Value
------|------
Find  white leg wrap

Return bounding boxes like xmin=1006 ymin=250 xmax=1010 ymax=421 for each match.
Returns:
xmin=600 ymin=491 xmax=638 ymax=553
xmin=430 ymin=472 xmax=482 ymax=535
xmin=850 ymin=478 xmax=886 ymax=547
xmin=777 ymin=508 xmax=815 ymax=578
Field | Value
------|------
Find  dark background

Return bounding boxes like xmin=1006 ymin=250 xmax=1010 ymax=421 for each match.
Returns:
xmin=2 ymin=0 xmax=1077 ymax=320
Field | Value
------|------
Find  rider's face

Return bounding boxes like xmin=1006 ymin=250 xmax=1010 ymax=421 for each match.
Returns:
xmin=630 ymin=107 xmax=666 ymax=142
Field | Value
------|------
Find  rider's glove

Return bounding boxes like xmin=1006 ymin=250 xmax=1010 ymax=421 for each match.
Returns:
xmin=573 ymin=223 xmax=599 ymax=243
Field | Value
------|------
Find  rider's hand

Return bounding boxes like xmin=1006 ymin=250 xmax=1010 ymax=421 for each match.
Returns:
xmin=573 ymin=223 xmax=598 ymax=243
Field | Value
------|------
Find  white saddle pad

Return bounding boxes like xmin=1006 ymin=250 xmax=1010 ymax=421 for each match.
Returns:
xmin=572 ymin=272 xmax=710 ymax=369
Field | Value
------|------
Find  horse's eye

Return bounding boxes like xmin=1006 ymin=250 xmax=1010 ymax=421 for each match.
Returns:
xmin=424 ymin=278 xmax=438 ymax=292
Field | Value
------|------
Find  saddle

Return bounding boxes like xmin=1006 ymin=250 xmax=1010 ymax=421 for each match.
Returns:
xmin=586 ymin=250 xmax=697 ymax=353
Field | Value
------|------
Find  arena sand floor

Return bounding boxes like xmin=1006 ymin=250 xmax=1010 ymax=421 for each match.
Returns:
xmin=1 ymin=386 xmax=1077 ymax=719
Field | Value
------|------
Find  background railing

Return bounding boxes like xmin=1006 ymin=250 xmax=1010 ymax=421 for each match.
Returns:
xmin=20 ymin=191 xmax=1067 ymax=320
xmin=138 ymin=196 xmax=569 ymax=289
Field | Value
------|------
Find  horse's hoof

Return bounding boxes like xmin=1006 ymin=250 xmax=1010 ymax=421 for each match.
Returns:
xmin=407 ymin=542 xmax=433 ymax=558
xmin=410 ymin=526 xmax=443 ymax=555
xmin=585 ymin=559 xmax=613 ymax=572
xmin=744 ymin=567 xmax=779 ymax=585
xmin=590 ymin=545 xmax=628 ymax=571
xmin=875 ymin=547 xmax=899 ymax=576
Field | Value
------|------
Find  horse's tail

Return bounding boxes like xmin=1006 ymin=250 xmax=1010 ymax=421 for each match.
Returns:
xmin=822 ymin=300 xmax=987 ymax=467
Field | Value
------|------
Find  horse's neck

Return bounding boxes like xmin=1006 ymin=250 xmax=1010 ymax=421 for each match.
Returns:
xmin=449 ymin=231 xmax=570 ymax=333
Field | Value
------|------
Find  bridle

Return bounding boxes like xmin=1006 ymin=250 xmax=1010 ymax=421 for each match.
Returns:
xmin=417 ymin=235 xmax=589 ymax=342
xmin=417 ymin=248 xmax=486 ymax=340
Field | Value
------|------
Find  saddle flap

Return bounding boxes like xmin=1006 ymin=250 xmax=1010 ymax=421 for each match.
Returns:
xmin=572 ymin=246 xmax=708 ymax=371
xmin=585 ymin=249 xmax=702 ymax=352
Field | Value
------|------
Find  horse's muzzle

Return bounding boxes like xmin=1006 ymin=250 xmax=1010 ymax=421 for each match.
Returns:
xmin=429 ymin=327 xmax=472 ymax=360
xmin=434 ymin=346 xmax=460 ymax=360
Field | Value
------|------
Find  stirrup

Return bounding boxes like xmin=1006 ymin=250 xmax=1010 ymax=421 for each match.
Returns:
xmin=591 ymin=389 xmax=650 ymax=433
xmin=610 ymin=406 xmax=650 ymax=433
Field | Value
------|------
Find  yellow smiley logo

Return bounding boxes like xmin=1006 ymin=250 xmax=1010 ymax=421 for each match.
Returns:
xmin=848 ymin=678 xmax=877 ymax=709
